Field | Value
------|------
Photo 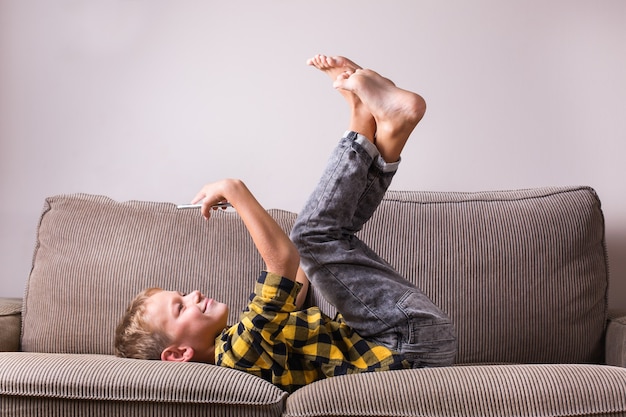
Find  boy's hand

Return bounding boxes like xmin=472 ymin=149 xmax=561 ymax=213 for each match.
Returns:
xmin=190 ymin=179 xmax=300 ymax=282
xmin=191 ymin=180 xmax=231 ymax=219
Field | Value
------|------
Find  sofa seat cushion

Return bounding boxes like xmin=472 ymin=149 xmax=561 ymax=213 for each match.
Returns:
xmin=0 ymin=352 xmax=286 ymax=417
xmin=284 ymin=364 xmax=626 ymax=417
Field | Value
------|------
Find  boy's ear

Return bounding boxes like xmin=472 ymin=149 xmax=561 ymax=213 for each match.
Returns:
xmin=161 ymin=345 xmax=195 ymax=362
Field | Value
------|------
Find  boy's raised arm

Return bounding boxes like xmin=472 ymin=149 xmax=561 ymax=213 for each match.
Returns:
xmin=192 ymin=178 xmax=300 ymax=282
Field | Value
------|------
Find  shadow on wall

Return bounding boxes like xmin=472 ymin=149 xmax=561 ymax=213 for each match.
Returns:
xmin=606 ymin=229 xmax=626 ymax=312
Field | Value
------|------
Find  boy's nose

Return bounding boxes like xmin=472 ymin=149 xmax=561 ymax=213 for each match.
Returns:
xmin=186 ymin=290 xmax=202 ymax=305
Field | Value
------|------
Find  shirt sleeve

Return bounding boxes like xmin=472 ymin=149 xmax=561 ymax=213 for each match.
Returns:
xmin=249 ymin=271 xmax=302 ymax=314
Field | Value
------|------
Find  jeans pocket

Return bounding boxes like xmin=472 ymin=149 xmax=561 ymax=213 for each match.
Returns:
xmin=396 ymin=291 xmax=457 ymax=366
xmin=400 ymin=321 xmax=458 ymax=367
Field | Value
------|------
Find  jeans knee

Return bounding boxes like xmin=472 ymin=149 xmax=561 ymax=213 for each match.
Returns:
xmin=289 ymin=221 xmax=309 ymax=252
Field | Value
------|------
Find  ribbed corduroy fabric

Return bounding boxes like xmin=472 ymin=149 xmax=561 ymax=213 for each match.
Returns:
xmin=309 ymin=186 xmax=608 ymax=364
xmin=0 ymin=298 xmax=21 ymax=316
xmin=22 ymin=188 xmax=609 ymax=362
xmin=0 ymin=352 xmax=287 ymax=417
xmin=0 ymin=298 xmax=21 ymax=351
xmin=8 ymin=187 xmax=617 ymax=417
xmin=21 ymin=194 xmax=297 ymax=354
xmin=284 ymin=364 xmax=626 ymax=417
xmin=607 ymin=313 xmax=626 ymax=367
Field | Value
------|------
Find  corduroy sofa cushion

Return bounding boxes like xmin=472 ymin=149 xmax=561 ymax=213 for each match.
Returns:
xmin=21 ymin=194 xmax=297 ymax=354
xmin=0 ymin=352 xmax=287 ymax=417
xmin=284 ymin=364 xmax=626 ymax=417
xmin=310 ymin=186 xmax=609 ymax=364
xmin=22 ymin=187 xmax=609 ymax=366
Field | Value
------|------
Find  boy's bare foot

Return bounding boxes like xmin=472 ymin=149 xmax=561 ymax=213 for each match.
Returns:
xmin=307 ymin=54 xmax=361 ymax=81
xmin=334 ymin=69 xmax=426 ymax=163
xmin=307 ymin=54 xmax=376 ymax=141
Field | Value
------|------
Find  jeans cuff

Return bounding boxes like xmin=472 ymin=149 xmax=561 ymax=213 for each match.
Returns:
xmin=344 ymin=130 xmax=401 ymax=174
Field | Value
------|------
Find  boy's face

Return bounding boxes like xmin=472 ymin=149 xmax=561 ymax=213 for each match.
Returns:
xmin=145 ymin=290 xmax=229 ymax=362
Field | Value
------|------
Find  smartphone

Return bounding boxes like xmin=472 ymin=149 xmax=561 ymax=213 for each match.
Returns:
xmin=177 ymin=202 xmax=232 ymax=209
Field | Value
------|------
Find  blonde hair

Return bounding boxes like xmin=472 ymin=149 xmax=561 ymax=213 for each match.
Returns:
xmin=115 ymin=288 xmax=172 ymax=360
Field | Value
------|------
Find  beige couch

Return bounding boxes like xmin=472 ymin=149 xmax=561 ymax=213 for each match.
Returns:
xmin=1 ymin=186 xmax=625 ymax=417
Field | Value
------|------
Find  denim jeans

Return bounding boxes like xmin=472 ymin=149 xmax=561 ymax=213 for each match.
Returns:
xmin=290 ymin=131 xmax=457 ymax=367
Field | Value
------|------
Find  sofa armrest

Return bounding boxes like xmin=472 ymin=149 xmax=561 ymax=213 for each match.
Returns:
xmin=606 ymin=309 xmax=626 ymax=367
xmin=0 ymin=298 xmax=22 ymax=352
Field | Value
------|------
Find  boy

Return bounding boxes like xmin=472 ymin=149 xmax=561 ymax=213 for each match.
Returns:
xmin=115 ymin=55 xmax=456 ymax=392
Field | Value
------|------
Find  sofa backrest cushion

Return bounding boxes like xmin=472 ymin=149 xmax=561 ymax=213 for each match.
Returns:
xmin=21 ymin=194 xmax=296 ymax=355
xmin=23 ymin=186 xmax=609 ymax=365
xmin=310 ymin=186 xmax=608 ymax=364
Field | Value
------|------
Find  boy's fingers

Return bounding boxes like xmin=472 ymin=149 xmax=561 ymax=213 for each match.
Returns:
xmin=191 ymin=191 xmax=206 ymax=204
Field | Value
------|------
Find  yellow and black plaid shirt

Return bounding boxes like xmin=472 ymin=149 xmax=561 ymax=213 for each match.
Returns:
xmin=215 ymin=271 xmax=409 ymax=392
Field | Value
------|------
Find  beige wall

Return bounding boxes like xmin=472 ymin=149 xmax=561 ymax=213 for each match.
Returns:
xmin=1 ymin=1 xmax=625 ymax=309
